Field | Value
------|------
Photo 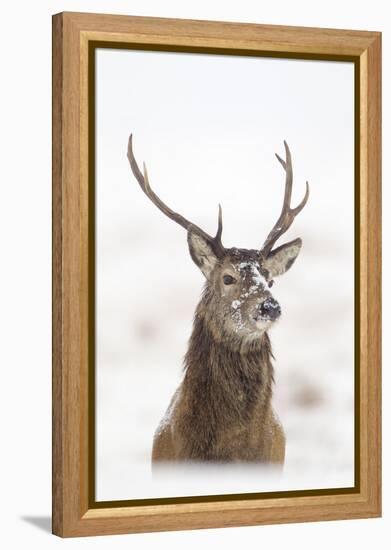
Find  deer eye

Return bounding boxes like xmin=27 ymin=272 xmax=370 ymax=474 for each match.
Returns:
xmin=223 ymin=275 xmax=236 ymax=285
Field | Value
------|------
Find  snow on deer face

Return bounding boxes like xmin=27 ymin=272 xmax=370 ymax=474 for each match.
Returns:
xmin=220 ymin=249 xmax=280 ymax=336
xmin=187 ymin=239 xmax=301 ymax=338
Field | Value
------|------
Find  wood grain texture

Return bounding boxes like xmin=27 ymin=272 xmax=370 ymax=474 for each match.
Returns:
xmin=66 ymin=11 xmax=378 ymax=56
xmin=52 ymin=12 xmax=382 ymax=538
xmin=362 ymin=34 xmax=382 ymax=513
xmin=52 ymin=12 xmax=63 ymax=537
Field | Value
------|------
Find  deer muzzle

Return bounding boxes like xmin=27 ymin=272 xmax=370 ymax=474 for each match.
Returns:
xmin=256 ymin=297 xmax=281 ymax=322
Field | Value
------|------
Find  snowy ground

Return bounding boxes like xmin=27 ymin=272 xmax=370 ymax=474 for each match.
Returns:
xmin=95 ymin=49 xmax=355 ymax=501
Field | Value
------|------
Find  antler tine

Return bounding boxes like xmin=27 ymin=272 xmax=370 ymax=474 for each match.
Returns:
xmin=261 ymin=141 xmax=309 ymax=257
xmin=275 ymin=140 xmax=293 ymax=207
xmin=215 ymin=204 xmax=223 ymax=242
xmin=127 ymin=134 xmax=225 ymax=256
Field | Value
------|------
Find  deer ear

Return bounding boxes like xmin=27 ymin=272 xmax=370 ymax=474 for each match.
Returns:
xmin=187 ymin=230 xmax=219 ymax=279
xmin=263 ymin=238 xmax=302 ymax=278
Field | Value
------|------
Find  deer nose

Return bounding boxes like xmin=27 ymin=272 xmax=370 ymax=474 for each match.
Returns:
xmin=259 ymin=297 xmax=281 ymax=320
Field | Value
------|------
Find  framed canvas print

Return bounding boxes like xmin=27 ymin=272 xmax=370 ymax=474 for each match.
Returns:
xmin=52 ymin=12 xmax=381 ymax=537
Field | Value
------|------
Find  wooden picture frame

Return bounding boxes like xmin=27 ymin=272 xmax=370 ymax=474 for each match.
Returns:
xmin=52 ymin=11 xmax=381 ymax=537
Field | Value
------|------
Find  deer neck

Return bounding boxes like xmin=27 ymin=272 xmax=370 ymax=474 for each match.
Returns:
xmin=181 ymin=309 xmax=274 ymax=424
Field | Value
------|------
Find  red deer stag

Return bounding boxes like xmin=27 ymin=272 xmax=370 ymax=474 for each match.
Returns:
xmin=127 ymin=135 xmax=309 ymax=464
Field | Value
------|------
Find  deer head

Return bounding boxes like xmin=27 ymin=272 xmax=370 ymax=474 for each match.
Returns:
xmin=127 ymin=135 xmax=309 ymax=340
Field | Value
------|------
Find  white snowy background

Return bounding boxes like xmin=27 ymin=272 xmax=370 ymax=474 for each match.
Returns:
xmin=95 ymin=49 xmax=355 ymax=501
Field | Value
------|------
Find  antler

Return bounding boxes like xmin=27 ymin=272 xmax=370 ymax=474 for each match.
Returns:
xmin=260 ymin=141 xmax=309 ymax=257
xmin=127 ymin=135 xmax=225 ymax=257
